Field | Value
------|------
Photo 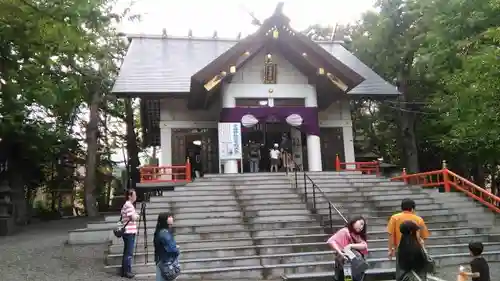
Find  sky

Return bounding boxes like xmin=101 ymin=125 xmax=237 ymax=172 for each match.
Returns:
xmin=110 ymin=0 xmax=378 ymax=165
xmin=117 ymin=0 xmax=378 ymax=37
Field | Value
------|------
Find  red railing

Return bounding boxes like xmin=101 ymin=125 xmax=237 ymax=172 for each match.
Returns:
xmin=391 ymin=162 xmax=500 ymax=213
xmin=139 ymin=159 xmax=192 ymax=183
xmin=335 ymin=154 xmax=380 ymax=175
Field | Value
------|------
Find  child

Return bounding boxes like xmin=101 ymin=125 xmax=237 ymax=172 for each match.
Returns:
xmin=458 ymin=242 xmax=490 ymax=281
xmin=269 ymin=144 xmax=280 ymax=172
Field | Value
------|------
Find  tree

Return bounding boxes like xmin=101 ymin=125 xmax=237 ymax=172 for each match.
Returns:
xmin=0 ymin=0 xmax=138 ymax=225
xmin=327 ymin=0 xmax=500 ymax=193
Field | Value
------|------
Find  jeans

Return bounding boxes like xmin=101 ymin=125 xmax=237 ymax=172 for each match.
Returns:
xmin=249 ymin=158 xmax=259 ymax=173
xmin=122 ymin=233 xmax=136 ymax=274
xmin=156 ymin=264 xmax=166 ymax=281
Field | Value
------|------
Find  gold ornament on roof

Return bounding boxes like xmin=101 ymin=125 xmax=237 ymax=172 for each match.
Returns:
xmin=273 ymin=29 xmax=279 ymax=39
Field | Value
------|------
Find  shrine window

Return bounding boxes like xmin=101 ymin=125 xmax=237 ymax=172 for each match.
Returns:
xmin=235 ymin=98 xmax=270 ymax=108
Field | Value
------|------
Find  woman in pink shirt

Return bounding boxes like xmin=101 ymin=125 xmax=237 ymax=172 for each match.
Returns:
xmin=327 ymin=216 xmax=368 ymax=281
xmin=120 ymin=189 xmax=140 ymax=278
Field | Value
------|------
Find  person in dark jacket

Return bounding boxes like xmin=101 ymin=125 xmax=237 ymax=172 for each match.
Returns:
xmin=154 ymin=213 xmax=179 ymax=281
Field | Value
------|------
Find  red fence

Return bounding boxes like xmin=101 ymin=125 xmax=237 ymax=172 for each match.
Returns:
xmin=391 ymin=165 xmax=500 ymax=213
xmin=335 ymin=155 xmax=380 ymax=175
xmin=139 ymin=159 xmax=191 ymax=183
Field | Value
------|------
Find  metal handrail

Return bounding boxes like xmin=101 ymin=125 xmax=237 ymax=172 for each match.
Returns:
xmin=285 ymin=155 xmax=347 ymax=231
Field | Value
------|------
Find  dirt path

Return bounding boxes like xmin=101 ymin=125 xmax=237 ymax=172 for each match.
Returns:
xmin=0 ymin=218 xmax=125 ymax=281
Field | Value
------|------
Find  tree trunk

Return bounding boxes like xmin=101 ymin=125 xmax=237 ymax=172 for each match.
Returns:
xmin=398 ymin=52 xmax=420 ymax=173
xmin=125 ymin=97 xmax=140 ymax=191
xmin=10 ymin=171 xmax=27 ymax=225
xmin=84 ymin=91 xmax=100 ymax=217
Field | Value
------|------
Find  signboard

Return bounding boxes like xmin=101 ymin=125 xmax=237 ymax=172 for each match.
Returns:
xmin=291 ymin=128 xmax=303 ymax=169
xmin=218 ymin=122 xmax=242 ymax=161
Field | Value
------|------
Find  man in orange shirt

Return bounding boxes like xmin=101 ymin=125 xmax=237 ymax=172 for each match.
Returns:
xmin=387 ymin=198 xmax=430 ymax=259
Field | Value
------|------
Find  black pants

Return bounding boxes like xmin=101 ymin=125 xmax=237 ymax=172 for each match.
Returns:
xmin=334 ymin=253 xmax=345 ymax=281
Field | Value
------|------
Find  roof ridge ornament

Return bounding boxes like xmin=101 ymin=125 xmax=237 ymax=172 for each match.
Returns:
xmin=273 ymin=2 xmax=284 ymax=16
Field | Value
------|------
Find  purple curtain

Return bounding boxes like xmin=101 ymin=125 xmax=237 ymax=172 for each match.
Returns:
xmin=220 ymin=106 xmax=320 ymax=136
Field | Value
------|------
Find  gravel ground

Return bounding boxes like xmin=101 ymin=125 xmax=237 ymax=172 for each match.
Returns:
xmin=0 ymin=218 xmax=125 ymax=281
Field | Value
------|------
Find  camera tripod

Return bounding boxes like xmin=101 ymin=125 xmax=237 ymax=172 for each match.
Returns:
xmin=134 ymin=202 xmax=148 ymax=264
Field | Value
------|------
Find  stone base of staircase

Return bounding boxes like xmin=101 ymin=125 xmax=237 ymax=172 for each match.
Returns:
xmin=68 ymin=171 xmax=500 ymax=280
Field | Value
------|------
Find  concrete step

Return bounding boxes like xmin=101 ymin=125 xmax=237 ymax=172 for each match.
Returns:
xmin=324 ymin=189 xmax=424 ymax=197
xmin=110 ymin=226 xmax=496 ymax=254
xmin=189 ymin=179 xmax=291 ymax=186
xmin=203 ymin=172 xmax=362 ymax=179
xmin=176 ymin=202 xmax=308 ymax=213
xmin=281 ymin=268 xmax=395 ymax=281
xmin=106 ymin=239 xmax=500 ymax=266
xmin=109 ymin=232 xmax=500 ymax=263
xmin=321 ymin=214 xmax=465 ymax=225
xmin=110 ymin=220 xmax=323 ymax=244
xmin=108 ymin=210 xmax=477 ymax=241
xmin=149 ymin=192 xmax=302 ymax=203
xmin=149 ymin=197 xmax=306 ymax=209
xmin=110 ymin=251 xmax=500 ymax=279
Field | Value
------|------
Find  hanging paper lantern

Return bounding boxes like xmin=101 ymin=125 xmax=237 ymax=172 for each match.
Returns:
xmin=286 ymin=114 xmax=303 ymax=127
xmin=241 ymin=114 xmax=258 ymax=128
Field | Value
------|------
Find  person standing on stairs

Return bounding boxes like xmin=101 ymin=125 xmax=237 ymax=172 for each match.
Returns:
xmin=269 ymin=143 xmax=281 ymax=172
xmin=154 ymin=213 xmax=180 ymax=281
xmin=248 ymin=140 xmax=261 ymax=173
xmin=327 ymin=216 xmax=368 ymax=281
xmin=387 ymin=198 xmax=430 ymax=261
xmin=120 ymin=189 xmax=140 ymax=279
xmin=396 ymin=220 xmax=434 ymax=281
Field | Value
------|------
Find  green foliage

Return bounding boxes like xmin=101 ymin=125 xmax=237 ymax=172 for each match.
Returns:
xmin=306 ymin=0 xmax=500 ymax=186
xmin=0 ymin=0 xmax=138 ymax=221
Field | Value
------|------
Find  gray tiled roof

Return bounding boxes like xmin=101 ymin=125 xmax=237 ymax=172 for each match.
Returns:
xmin=112 ymin=35 xmax=399 ymax=96
xmin=320 ymin=44 xmax=399 ymax=95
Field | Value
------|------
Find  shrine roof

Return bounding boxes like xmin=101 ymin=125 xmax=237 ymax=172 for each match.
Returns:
xmin=112 ymin=34 xmax=398 ymax=97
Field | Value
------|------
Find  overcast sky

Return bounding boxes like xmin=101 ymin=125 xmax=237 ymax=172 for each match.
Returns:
xmin=117 ymin=0 xmax=377 ymax=37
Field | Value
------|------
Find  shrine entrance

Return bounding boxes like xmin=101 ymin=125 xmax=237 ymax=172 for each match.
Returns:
xmin=171 ymin=128 xmax=219 ymax=174
xmin=242 ymin=122 xmax=307 ymax=172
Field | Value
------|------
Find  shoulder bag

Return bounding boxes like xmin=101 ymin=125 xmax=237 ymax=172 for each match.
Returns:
xmin=113 ymin=215 xmax=130 ymax=238
xmin=158 ymin=256 xmax=181 ymax=281
xmin=399 ymin=270 xmax=426 ymax=281
xmin=346 ymin=233 xmax=369 ymax=281
xmin=421 ymin=246 xmax=436 ymax=273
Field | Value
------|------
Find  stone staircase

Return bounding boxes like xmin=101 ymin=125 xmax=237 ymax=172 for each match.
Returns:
xmin=285 ymin=172 xmax=500 ymax=280
xmin=94 ymin=171 xmax=500 ymax=280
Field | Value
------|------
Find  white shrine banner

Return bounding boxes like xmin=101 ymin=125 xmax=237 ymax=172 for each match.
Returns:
xmin=218 ymin=122 xmax=242 ymax=160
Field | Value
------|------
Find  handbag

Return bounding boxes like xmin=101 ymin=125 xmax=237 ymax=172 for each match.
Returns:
xmin=399 ymin=270 xmax=425 ymax=281
xmin=421 ymin=246 xmax=436 ymax=273
xmin=346 ymin=249 xmax=369 ymax=281
xmin=113 ymin=215 xmax=129 ymax=238
xmin=158 ymin=257 xmax=181 ymax=281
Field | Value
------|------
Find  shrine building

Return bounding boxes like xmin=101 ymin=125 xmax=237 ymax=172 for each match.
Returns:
xmin=111 ymin=4 xmax=399 ymax=175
